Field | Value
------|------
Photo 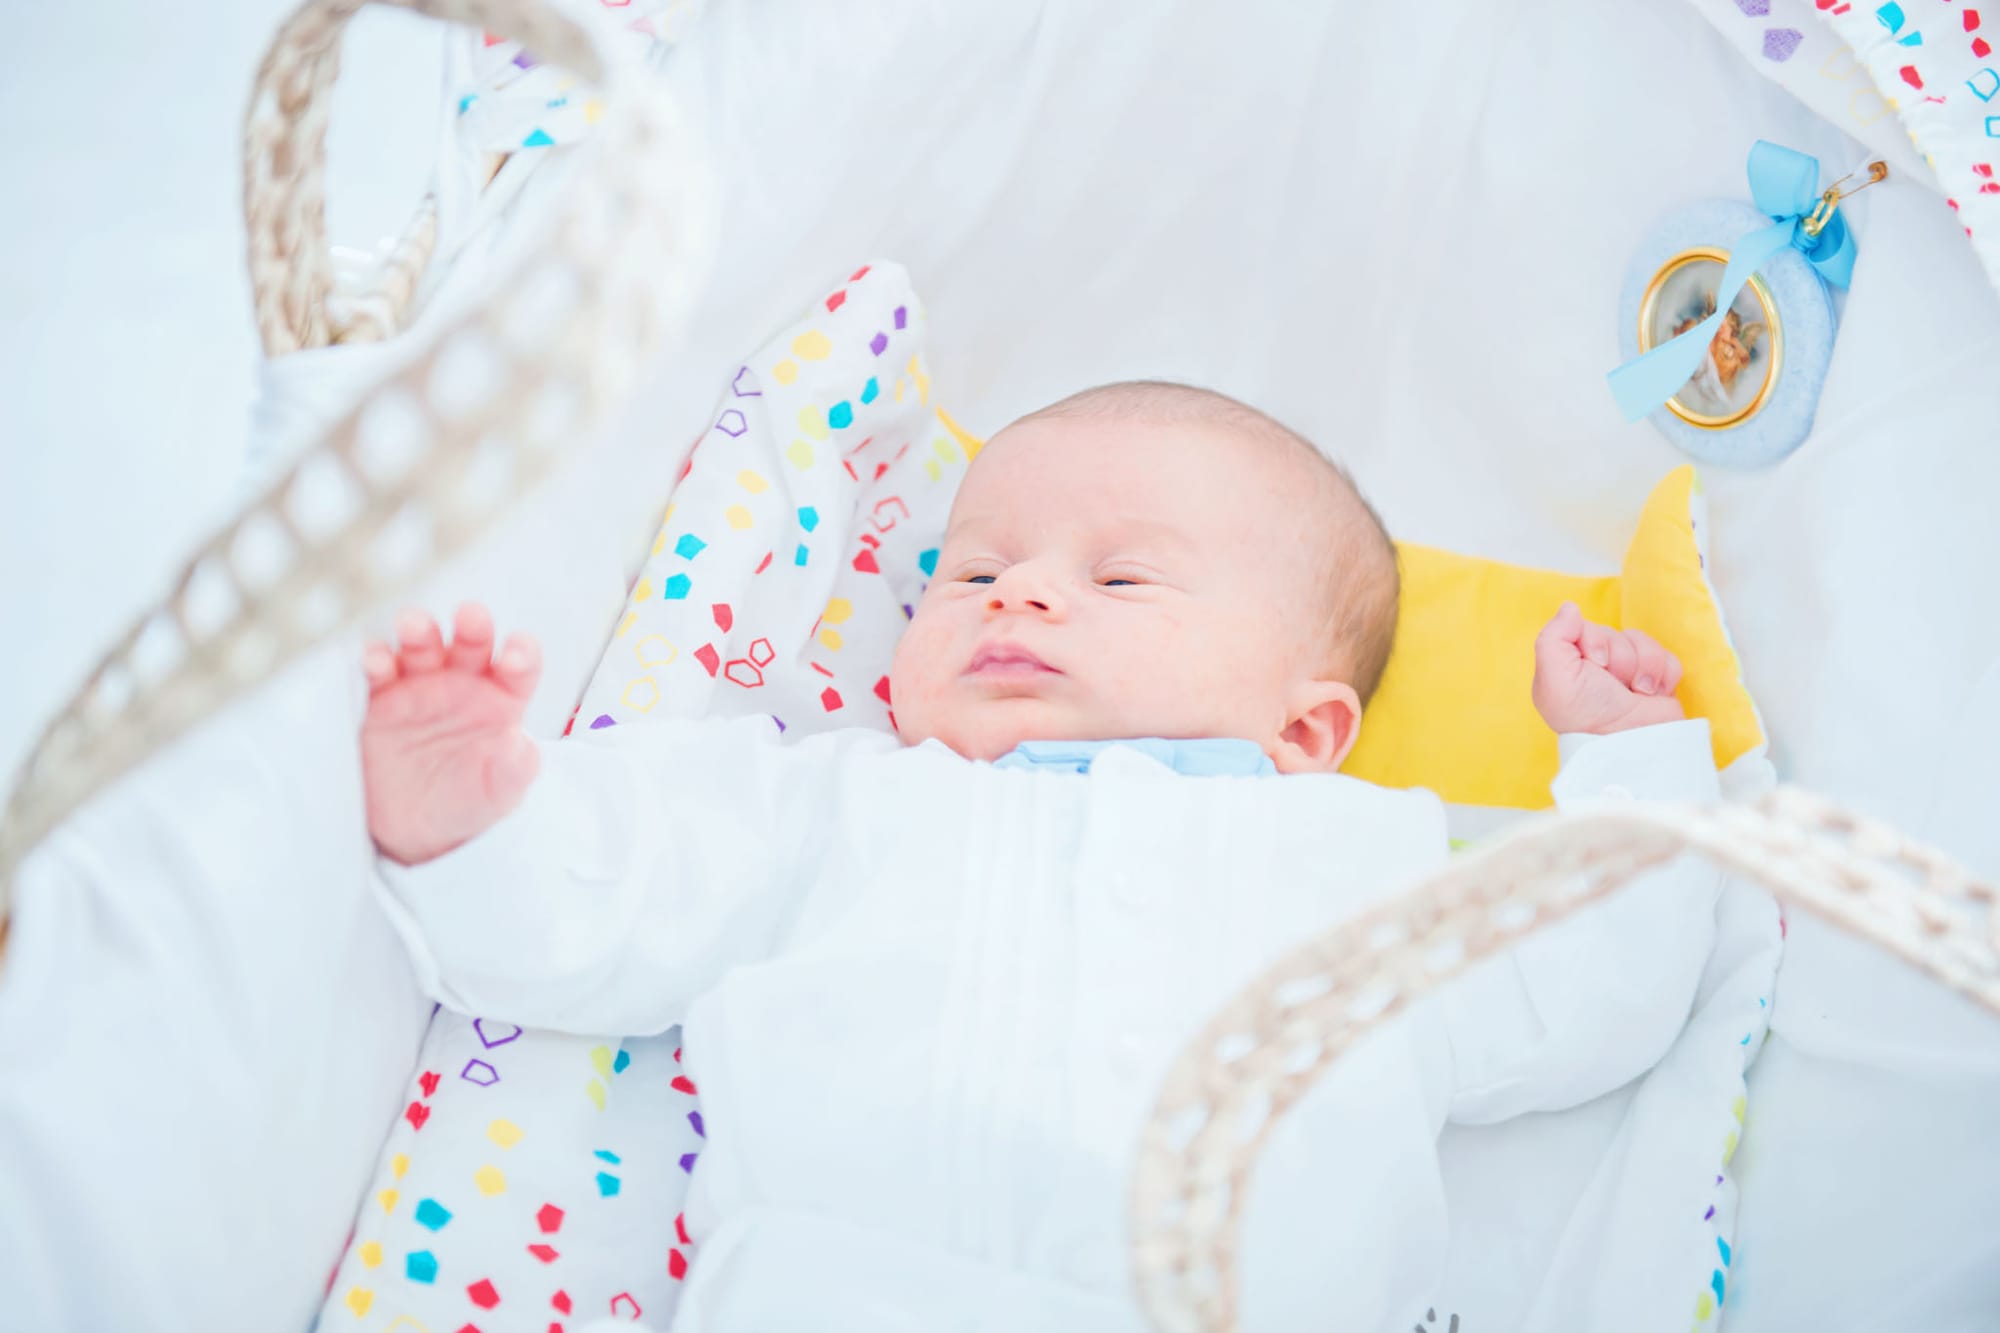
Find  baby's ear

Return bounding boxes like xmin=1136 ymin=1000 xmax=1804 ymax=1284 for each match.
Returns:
xmin=1272 ymin=679 xmax=1362 ymax=774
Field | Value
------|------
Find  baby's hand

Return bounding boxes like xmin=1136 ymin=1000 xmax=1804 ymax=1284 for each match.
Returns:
xmin=1531 ymin=602 xmax=1685 ymax=736
xmin=362 ymin=604 xmax=543 ymax=866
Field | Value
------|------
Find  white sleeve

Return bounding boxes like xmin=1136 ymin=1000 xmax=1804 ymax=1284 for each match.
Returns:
xmin=1444 ymin=718 xmax=1722 ymax=1123
xmin=372 ymin=715 xmax=895 ymax=1036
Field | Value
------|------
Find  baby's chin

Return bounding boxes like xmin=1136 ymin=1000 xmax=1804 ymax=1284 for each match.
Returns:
xmin=899 ymin=699 xmax=1117 ymax=763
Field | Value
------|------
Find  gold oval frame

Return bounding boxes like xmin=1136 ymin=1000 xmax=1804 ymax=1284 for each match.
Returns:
xmin=1637 ymin=245 xmax=1784 ymax=431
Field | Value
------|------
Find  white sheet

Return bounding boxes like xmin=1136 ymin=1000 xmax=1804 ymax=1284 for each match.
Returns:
xmin=3 ymin=0 xmax=1996 ymax=1328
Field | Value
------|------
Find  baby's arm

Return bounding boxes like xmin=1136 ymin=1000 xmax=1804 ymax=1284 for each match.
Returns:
xmin=361 ymin=604 xmax=886 ymax=1035
xmin=1442 ymin=603 xmax=1722 ymax=1122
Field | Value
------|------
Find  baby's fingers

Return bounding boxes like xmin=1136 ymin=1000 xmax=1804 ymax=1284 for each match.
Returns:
xmin=1624 ymin=629 xmax=1681 ymax=696
xmin=362 ymin=641 xmax=399 ymax=692
xmin=395 ymin=609 xmax=446 ymax=674
xmin=445 ymin=602 xmax=495 ymax=672
xmin=492 ymin=632 xmax=542 ymax=701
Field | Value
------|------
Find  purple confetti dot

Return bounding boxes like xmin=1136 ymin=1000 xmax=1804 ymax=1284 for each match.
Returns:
xmin=589 ymin=714 xmax=617 ymax=730
xmin=1733 ymin=0 xmax=1769 ymax=16
xmin=893 ymin=306 xmax=907 ymax=330
xmin=688 ymin=1110 xmax=705 ymax=1138
xmin=716 ymin=409 xmax=748 ymax=438
xmin=869 ymin=331 xmax=889 ymax=356
xmin=1705 ymin=1206 xmax=1717 ymax=1221
xmin=461 ymin=1058 xmax=500 ymax=1087
xmin=473 ymin=1019 xmax=523 ymax=1049
xmin=1762 ymin=26 xmax=1802 ymax=61
xmin=511 ymin=50 xmax=537 ymax=70
xmin=731 ymin=366 xmax=761 ymax=397
xmin=679 ymin=1152 xmax=699 ymax=1175
xmin=771 ymin=717 xmax=787 ymax=733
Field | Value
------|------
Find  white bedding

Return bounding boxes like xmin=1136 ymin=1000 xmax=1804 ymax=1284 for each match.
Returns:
xmin=2 ymin=0 xmax=1996 ymax=1328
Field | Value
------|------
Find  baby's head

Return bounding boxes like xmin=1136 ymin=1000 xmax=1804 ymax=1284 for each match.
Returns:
xmin=890 ymin=382 xmax=1398 ymax=771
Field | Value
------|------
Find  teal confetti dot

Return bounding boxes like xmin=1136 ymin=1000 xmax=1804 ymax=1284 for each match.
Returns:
xmin=1717 ymin=1236 xmax=1731 ymax=1267
xmin=827 ymin=401 xmax=854 ymax=430
xmin=795 ymin=545 xmax=809 ymax=567
xmin=612 ymin=1049 xmax=630 ymax=1074
xmin=860 ymin=377 xmax=880 ymax=405
xmin=414 ymin=1199 xmax=452 ymax=1231
xmin=594 ymin=1149 xmax=622 ymax=1165
xmin=798 ymin=506 xmax=820 ymax=532
xmin=1711 ymin=1270 xmax=1726 ymax=1305
xmin=595 ymin=1171 xmax=621 ymax=1198
xmin=918 ymin=548 xmax=938 ymax=576
xmin=405 ymin=1249 xmax=438 ymax=1283
xmin=663 ymin=573 xmax=692 ymax=600
xmin=675 ymin=533 xmax=707 ymax=560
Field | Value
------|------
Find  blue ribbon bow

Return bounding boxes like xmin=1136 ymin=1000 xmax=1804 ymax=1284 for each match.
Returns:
xmin=1607 ymin=141 xmax=1856 ymax=422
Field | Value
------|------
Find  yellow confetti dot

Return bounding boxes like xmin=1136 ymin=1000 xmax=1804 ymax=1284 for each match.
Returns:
xmin=818 ymin=628 xmax=844 ymax=651
xmin=724 ymin=504 xmax=753 ymax=531
xmin=358 ymin=1241 xmax=383 ymax=1270
xmin=1722 ymin=1129 xmax=1739 ymax=1164
xmin=590 ymin=1045 xmax=615 ymax=1078
xmin=736 ymin=469 xmax=770 ymax=494
xmin=586 ymin=1078 xmax=607 ymax=1110
xmin=622 ymin=676 xmax=660 ymax=713
xmin=663 ymin=503 xmax=676 ymax=525
xmin=474 ymin=1164 xmax=507 ymax=1196
xmin=616 ymin=610 xmax=636 ymax=639
xmin=790 ymin=331 xmax=832 ymax=361
xmin=390 ymin=1153 xmax=409 ymax=1181
xmin=786 ymin=440 xmax=815 ymax=471
xmin=633 ymin=577 xmax=652 ymax=603
xmin=584 ymin=99 xmax=605 ymax=124
xmin=924 ymin=459 xmax=941 ymax=481
xmin=487 ymin=1118 xmax=524 ymax=1150
xmin=936 ymin=405 xmax=983 ymax=459
xmin=933 ymin=437 xmax=960 ymax=463
xmin=773 ymin=359 xmax=800 ymax=385
xmin=798 ymin=406 xmax=830 ymax=442
xmin=822 ymin=597 xmax=853 ymax=625
xmin=1732 ymin=1094 xmax=1746 ymax=1124
xmin=345 ymin=1286 xmax=373 ymax=1317
xmin=378 ymin=1188 xmax=398 ymax=1215
xmin=653 ymin=530 xmax=666 ymax=555
xmin=894 ymin=378 xmax=908 ymax=403
xmin=1695 ymin=1291 xmax=1714 ymax=1321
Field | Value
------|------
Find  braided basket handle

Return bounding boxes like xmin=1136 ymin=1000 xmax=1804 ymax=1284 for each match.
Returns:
xmin=1129 ymin=787 xmax=2000 ymax=1333
xmin=0 ymin=0 xmax=707 ymax=946
xmin=244 ymin=0 xmax=597 ymax=354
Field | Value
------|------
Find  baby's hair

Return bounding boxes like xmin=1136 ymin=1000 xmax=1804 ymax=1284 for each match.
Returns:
xmin=1022 ymin=381 xmax=1401 ymax=703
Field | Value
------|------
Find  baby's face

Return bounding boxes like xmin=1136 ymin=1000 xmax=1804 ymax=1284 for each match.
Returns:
xmin=890 ymin=413 xmax=1329 ymax=764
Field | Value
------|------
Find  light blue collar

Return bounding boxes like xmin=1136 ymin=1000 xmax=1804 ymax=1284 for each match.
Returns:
xmin=993 ymin=737 xmax=1278 ymax=776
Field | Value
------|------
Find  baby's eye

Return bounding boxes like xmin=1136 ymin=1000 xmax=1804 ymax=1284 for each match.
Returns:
xmin=963 ymin=574 xmax=997 ymax=585
xmin=1101 ymin=579 xmax=1138 ymax=587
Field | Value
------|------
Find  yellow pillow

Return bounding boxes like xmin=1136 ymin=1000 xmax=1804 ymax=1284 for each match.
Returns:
xmin=1344 ymin=466 xmax=1767 ymax=809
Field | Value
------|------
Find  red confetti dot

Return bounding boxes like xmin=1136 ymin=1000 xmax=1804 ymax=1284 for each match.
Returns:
xmin=873 ymin=676 xmax=892 ymax=705
xmin=852 ymin=548 xmax=880 ymax=574
xmin=526 ymin=1244 xmax=558 ymax=1263
xmin=693 ymin=643 xmax=721 ymax=677
xmin=671 ymin=1075 xmax=698 ymax=1096
xmin=711 ymin=603 xmax=733 ymax=632
xmin=537 ymin=1204 xmax=565 ymax=1234
xmin=754 ymin=551 xmax=773 ymax=575
xmin=825 ymin=290 xmax=847 ymax=313
xmin=611 ymin=1294 xmax=643 ymax=1319
xmin=821 ymin=687 xmax=844 ymax=713
xmin=675 ymin=1213 xmax=691 ymax=1245
xmin=1977 ymin=37 xmax=1994 ymax=57
xmin=1967 ymin=9 xmax=1982 ymax=32
xmin=552 ymin=1291 xmax=572 ymax=1315
xmin=404 ymin=1101 xmax=431 ymax=1131
xmin=418 ymin=1071 xmax=440 ymax=1098
xmin=467 ymin=1279 xmax=501 ymax=1310
xmin=849 ymin=265 xmax=871 ymax=281
xmin=1900 ymin=64 xmax=1923 ymax=89
xmin=669 ymin=1248 xmax=689 ymax=1280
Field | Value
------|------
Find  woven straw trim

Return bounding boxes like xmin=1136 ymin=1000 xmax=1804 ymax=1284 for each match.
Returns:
xmin=1130 ymin=785 xmax=2000 ymax=1333
xmin=0 ymin=0 xmax=708 ymax=939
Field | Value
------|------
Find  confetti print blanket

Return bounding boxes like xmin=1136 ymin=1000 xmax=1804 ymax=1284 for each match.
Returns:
xmin=317 ymin=263 xmax=969 ymax=1332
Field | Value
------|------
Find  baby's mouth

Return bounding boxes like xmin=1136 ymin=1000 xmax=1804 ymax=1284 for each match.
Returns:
xmin=964 ymin=643 xmax=1060 ymax=678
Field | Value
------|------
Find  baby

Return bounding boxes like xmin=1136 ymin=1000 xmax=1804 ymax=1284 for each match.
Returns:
xmin=364 ymin=382 xmax=1717 ymax=1332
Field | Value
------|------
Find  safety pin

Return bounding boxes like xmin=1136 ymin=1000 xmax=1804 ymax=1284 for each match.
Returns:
xmin=1803 ymin=160 xmax=1889 ymax=237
